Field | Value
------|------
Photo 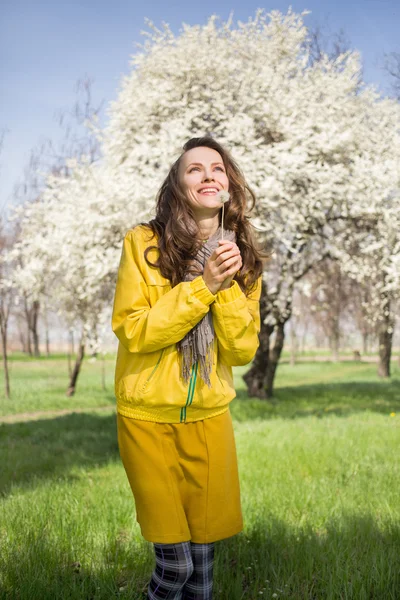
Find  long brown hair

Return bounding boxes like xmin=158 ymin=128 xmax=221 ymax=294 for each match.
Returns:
xmin=138 ymin=136 xmax=269 ymax=295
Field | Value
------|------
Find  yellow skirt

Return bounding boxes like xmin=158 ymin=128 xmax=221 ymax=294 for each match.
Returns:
xmin=117 ymin=408 xmax=243 ymax=544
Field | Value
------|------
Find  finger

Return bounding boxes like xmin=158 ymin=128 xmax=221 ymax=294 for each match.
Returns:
xmin=217 ymin=249 xmax=240 ymax=266
xmin=216 ymin=244 xmax=239 ymax=257
xmin=216 ymin=243 xmax=235 ymax=257
xmin=218 ymin=240 xmax=238 ymax=251
xmin=213 ymin=243 xmax=234 ymax=254
xmin=220 ymin=255 xmax=241 ymax=272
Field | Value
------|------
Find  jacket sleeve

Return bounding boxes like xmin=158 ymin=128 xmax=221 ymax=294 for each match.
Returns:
xmin=211 ymin=274 xmax=262 ymax=366
xmin=112 ymin=229 xmax=217 ymax=353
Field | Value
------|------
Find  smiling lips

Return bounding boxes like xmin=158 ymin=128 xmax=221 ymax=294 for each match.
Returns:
xmin=198 ymin=187 xmax=220 ymax=195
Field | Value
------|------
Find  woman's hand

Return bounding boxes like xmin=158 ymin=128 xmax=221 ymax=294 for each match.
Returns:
xmin=218 ymin=240 xmax=242 ymax=291
xmin=202 ymin=240 xmax=242 ymax=295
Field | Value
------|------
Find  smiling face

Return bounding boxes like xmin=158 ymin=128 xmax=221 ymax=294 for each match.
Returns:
xmin=178 ymin=146 xmax=229 ymax=216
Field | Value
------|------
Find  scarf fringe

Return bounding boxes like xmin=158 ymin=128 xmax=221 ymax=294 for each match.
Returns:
xmin=181 ymin=339 xmax=214 ymax=388
xmin=177 ymin=226 xmax=237 ymax=388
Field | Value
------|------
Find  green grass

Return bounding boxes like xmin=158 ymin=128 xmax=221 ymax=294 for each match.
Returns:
xmin=0 ymin=357 xmax=399 ymax=599
xmin=232 ymin=361 xmax=400 ymax=421
xmin=0 ymin=356 xmax=116 ymax=416
xmin=279 ymin=348 xmax=400 ymax=359
xmin=2 ymin=355 xmax=399 ymax=419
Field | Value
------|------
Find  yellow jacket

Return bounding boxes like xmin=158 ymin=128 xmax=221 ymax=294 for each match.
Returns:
xmin=112 ymin=225 xmax=262 ymax=423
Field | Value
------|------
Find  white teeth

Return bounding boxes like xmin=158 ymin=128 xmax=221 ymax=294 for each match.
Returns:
xmin=199 ymin=188 xmax=218 ymax=193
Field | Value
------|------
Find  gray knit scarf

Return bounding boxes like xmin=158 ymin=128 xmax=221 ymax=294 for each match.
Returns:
xmin=176 ymin=225 xmax=236 ymax=388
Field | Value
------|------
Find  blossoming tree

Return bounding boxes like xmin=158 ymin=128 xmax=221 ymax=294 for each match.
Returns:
xmin=10 ymin=9 xmax=400 ymax=397
xmin=99 ymin=9 xmax=400 ymax=396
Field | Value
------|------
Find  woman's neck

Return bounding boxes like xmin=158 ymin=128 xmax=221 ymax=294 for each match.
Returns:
xmin=197 ymin=217 xmax=220 ymax=241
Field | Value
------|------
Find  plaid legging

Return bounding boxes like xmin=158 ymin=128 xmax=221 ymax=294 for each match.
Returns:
xmin=147 ymin=541 xmax=215 ymax=599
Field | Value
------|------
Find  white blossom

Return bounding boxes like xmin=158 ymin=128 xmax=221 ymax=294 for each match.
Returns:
xmin=8 ymin=8 xmax=400 ymax=346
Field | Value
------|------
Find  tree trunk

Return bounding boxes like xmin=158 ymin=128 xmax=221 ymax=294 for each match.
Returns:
xmin=265 ymin=322 xmax=286 ymax=398
xmin=31 ymin=300 xmax=40 ymax=357
xmin=332 ymin=268 xmax=341 ymax=362
xmin=23 ymin=296 xmax=33 ymax=356
xmin=66 ymin=340 xmax=85 ymax=396
xmin=67 ymin=351 xmax=72 ymax=377
xmin=26 ymin=321 xmax=32 ymax=356
xmin=243 ymin=280 xmax=291 ymax=400
xmin=44 ymin=305 xmax=50 ymax=357
xmin=1 ymin=323 xmax=10 ymax=399
xmin=243 ymin=324 xmax=273 ymax=399
xmin=67 ymin=330 xmax=74 ymax=377
xmin=330 ymin=325 xmax=340 ymax=363
xmin=243 ymin=280 xmax=271 ymax=399
xmin=101 ymin=353 xmax=106 ymax=391
xmin=377 ymin=295 xmax=393 ymax=378
xmin=45 ymin=328 xmax=50 ymax=357
xmin=378 ymin=328 xmax=392 ymax=378
xmin=18 ymin=327 xmax=27 ymax=353
xmin=290 ymin=319 xmax=297 ymax=366
xmin=362 ymin=332 xmax=369 ymax=355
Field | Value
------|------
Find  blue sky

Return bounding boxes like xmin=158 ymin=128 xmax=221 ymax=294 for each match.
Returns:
xmin=1 ymin=0 xmax=399 ymax=215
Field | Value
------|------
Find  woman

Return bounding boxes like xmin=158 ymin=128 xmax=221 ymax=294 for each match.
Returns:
xmin=112 ymin=136 xmax=266 ymax=599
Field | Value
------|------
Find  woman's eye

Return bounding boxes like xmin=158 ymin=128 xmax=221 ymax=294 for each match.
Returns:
xmin=188 ymin=166 xmax=225 ymax=173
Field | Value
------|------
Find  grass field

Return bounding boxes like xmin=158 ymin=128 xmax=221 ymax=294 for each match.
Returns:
xmin=0 ymin=356 xmax=399 ymax=599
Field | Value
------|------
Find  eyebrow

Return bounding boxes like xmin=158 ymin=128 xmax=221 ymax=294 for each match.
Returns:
xmin=186 ymin=162 xmax=224 ymax=168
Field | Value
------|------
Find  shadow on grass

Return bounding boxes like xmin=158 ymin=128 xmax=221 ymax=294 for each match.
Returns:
xmin=1 ymin=512 xmax=398 ymax=599
xmin=216 ymin=512 xmax=400 ymax=599
xmin=2 ymin=375 xmax=400 ymax=495
xmin=0 ymin=526 xmax=153 ymax=600
xmin=0 ymin=412 xmax=119 ymax=497
xmin=232 ymin=379 xmax=400 ymax=422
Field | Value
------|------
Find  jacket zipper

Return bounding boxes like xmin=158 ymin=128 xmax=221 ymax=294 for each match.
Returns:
xmin=141 ymin=348 xmax=165 ymax=391
xmin=216 ymin=370 xmax=224 ymax=390
xmin=180 ymin=360 xmax=198 ymax=422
